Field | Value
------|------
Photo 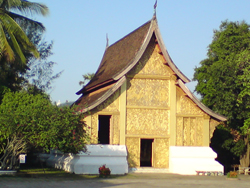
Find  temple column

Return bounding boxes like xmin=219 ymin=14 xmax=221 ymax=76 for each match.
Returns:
xmin=203 ymin=115 xmax=210 ymax=146
xmin=169 ymin=75 xmax=177 ymax=146
xmin=119 ymin=78 xmax=127 ymax=145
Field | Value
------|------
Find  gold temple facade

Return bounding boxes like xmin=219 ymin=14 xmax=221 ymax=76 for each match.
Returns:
xmin=75 ymin=17 xmax=226 ymax=168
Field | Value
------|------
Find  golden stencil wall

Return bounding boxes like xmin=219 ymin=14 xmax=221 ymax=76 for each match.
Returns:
xmin=126 ymin=38 xmax=170 ymax=137
xmin=89 ymin=90 xmax=121 ymax=144
xmin=127 ymin=78 xmax=169 ymax=107
xmin=176 ymin=88 xmax=205 ymax=115
xmin=153 ymin=138 xmax=169 ymax=168
xmin=126 ymin=137 xmax=140 ymax=167
xmin=112 ymin=114 xmax=120 ymax=144
xmin=176 ymin=116 xmax=203 ymax=146
xmin=125 ymin=37 xmax=170 ymax=168
xmin=128 ymin=37 xmax=173 ymax=77
xmin=91 ymin=113 xmax=98 ymax=144
xmin=126 ymin=108 xmax=169 ymax=135
xmin=96 ymin=90 xmax=120 ymax=112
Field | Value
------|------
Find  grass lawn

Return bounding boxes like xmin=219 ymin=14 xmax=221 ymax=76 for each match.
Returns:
xmin=0 ymin=167 xmax=131 ymax=180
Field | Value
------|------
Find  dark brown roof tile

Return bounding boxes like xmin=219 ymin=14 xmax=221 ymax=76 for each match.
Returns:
xmin=77 ymin=20 xmax=151 ymax=95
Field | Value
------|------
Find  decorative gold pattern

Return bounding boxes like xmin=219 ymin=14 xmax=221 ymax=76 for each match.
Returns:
xmin=127 ymin=78 xmax=169 ymax=107
xmin=154 ymin=139 xmax=169 ymax=168
xmin=176 ymin=89 xmax=205 ymax=115
xmin=183 ymin=117 xmax=190 ymax=146
xmin=190 ymin=117 xmax=196 ymax=146
xmin=126 ymin=108 xmax=169 ymax=135
xmin=176 ymin=117 xmax=183 ymax=146
xmin=126 ymin=137 xmax=140 ymax=167
xmin=209 ymin=118 xmax=220 ymax=139
xmin=96 ymin=90 xmax=120 ymax=112
xmin=91 ymin=114 xmax=98 ymax=144
xmin=112 ymin=115 xmax=120 ymax=144
xmin=128 ymin=40 xmax=173 ymax=77
xmin=176 ymin=117 xmax=204 ymax=146
xmin=196 ymin=117 xmax=203 ymax=146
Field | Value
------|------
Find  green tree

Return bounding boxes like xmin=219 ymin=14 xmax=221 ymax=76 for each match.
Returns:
xmin=0 ymin=24 xmax=61 ymax=97
xmin=0 ymin=0 xmax=48 ymax=64
xmin=0 ymin=90 xmax=89 ymax=170
xmin=193 ymin=20 xmax=250 ymax=167
xmin=22 ymin=27 xmax=62 ymax=93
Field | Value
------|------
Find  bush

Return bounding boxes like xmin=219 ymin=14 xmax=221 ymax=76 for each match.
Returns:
xmin=227 ymin=171 xmax=238 ymax=178
xmin=99 ymin=165 xmax=111 ymax=177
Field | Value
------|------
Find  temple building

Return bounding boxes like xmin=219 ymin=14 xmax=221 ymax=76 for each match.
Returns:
xmin=73 ymin=15 xmax=226 ymax=174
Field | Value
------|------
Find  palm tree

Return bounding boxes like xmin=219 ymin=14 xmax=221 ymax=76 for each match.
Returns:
xmin=79 ymin=73 xmax=95 ymax=86
xmin=0 ymin=0 xmax=49 ymax=64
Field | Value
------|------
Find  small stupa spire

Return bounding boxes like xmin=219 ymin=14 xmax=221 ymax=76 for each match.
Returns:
xmin=153 ymin=0 xmax=157 ymax=18
xmin=106 ymin=33 xmax=109 ymax=48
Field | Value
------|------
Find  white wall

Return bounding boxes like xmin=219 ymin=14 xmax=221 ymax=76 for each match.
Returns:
xmin=46 ymin=145 xmax=128 ymax=175
xmin=169 ymin=146 xmax=224 ymax=175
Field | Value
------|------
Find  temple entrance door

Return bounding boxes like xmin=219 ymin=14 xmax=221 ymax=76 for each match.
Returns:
xmin=140 ymin=139 xmax=154 ymax=167
xmin=98 ymin=115 xmax=111 ymax=144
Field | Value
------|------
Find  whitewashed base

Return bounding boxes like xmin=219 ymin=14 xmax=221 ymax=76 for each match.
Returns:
xmin=169 ymin=146 xmax=224 ymax=175
xmin=46 ymin=145 xmax=128 ymax=175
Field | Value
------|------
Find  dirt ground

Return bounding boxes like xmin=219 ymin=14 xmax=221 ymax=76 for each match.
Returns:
xmin=1 ymin=173 xmax=250 ymax=188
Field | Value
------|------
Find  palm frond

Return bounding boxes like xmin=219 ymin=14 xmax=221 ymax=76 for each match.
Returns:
xmin=8 ymin=31 xmax=26 ymax=63
xmin=0 ymin=12 xmax=39 ymax=63
xmin=0 ymin=23 xmax=15 ymax=62
xmin=9 ymin=12 xmax=45 ymax=32
xmin=0 ymin=0 xmax=21 ymax=10
xmin=10 ymin=0 xmax=49 ymax=16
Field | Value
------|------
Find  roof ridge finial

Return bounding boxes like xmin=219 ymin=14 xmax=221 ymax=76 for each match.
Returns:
xmin=106 ymin=33 xmax=109 ymax=48
xmin=153 ymin=0 xmax=157 ymax=18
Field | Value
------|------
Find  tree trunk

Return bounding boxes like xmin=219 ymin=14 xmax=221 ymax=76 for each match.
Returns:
xmin=240 ymin=135 xmax=250 ymax=167
xmin=0 ymin=136 xmax=27 ymax=170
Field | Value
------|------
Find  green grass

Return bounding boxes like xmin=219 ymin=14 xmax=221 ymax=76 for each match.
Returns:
xmin=6 ymin=167 xmax=129 ymax=180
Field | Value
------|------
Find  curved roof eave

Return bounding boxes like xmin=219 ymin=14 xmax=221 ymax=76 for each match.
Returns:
xmin=153 ymin=20 xmax=190 ymax=83
xmin=177 ymin=79 xmax=227 ymax=121
xmin=77 ymin=76 xmax=126 ymax=114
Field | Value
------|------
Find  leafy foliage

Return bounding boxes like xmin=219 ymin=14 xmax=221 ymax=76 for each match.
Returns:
xmin=0 ymin=90 xmax=89 ymax=169
xmin=193 ymin=20 xmax=250 ymax=166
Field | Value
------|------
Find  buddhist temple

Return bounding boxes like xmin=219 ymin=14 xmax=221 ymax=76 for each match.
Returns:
xmin=72 ymin=14 xmax=226 ymax=174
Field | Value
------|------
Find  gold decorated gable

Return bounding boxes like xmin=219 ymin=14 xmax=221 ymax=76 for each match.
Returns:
xmin=128 ymin=37 xmax=173 ymax=77
xmin=126 ymin=36 xmax=170 ymax=137
xmin=95 ymin=90 xmax=120 ymax=112
xmin=176 ymin=87 xmax=205 ymax=115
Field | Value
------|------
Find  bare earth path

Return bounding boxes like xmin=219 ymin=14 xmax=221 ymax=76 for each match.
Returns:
xmin=1 ymin=173 xmax=250 ymax=188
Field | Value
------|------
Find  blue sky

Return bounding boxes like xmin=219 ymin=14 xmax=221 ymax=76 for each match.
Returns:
xmin=32 ymin=0 xmax=250 ymax=104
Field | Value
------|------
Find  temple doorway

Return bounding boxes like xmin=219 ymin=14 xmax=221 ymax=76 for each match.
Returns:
xmin=98 ymin=115 xmax=111 ymax=144
xmin=140 ymin=139 xmax=154 ymax=167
